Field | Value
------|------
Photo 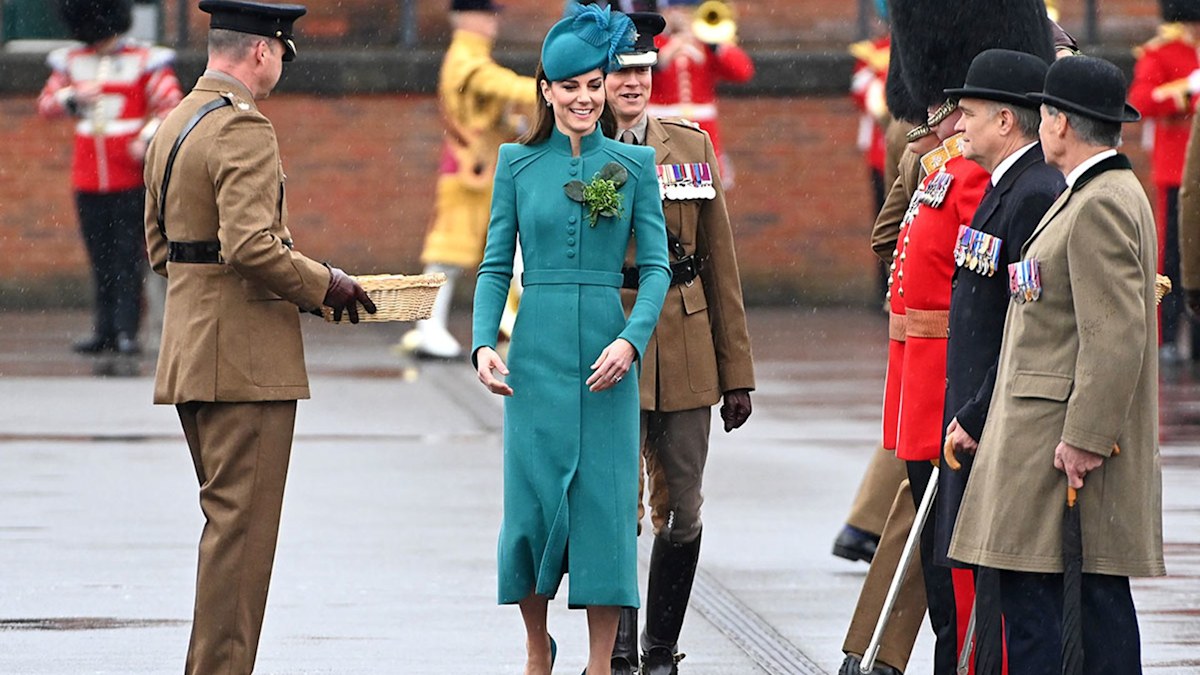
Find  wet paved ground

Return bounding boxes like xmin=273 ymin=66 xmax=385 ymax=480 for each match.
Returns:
xmin=0 ymin=307 xmax=1197 ymax=673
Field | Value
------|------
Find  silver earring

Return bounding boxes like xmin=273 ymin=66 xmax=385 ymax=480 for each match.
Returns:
xmin=545 ymin=100 xmax=552 ymax=107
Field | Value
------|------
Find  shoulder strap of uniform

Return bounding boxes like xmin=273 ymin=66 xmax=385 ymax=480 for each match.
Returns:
xmin=157 ymin=96 xmax=233 ymax=240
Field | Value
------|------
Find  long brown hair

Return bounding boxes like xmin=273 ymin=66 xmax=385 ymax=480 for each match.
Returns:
xmin=518 ymin=62 xmax=617 ymax=145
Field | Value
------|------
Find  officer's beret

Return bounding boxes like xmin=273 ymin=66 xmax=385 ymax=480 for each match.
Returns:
xmin=199 ymin=0 xmax=307 ymax=62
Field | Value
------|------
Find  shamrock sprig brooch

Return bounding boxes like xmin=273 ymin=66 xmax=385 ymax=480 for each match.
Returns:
xmin=564 ymin=162 xmax=628 ymax=227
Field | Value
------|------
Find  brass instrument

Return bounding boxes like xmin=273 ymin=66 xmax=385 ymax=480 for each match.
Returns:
xmin=692 ymin=0 xmax=737 ymax=46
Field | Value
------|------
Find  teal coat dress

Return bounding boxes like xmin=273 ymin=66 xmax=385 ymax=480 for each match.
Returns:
xmin=472 ymin=125 xmax=670 ymax=607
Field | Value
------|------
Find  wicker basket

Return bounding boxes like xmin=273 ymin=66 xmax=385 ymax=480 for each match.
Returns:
xmin=323 ymin=272 xmax=446 ymax=323
xmin=1155 ymin=274 xmax=1172 ymax=305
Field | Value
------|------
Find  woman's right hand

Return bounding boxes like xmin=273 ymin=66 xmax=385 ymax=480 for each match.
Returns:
xmin=475 ymin=346 xmax=513 ymax=396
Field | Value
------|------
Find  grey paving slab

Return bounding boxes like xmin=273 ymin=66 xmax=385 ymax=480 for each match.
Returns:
xmin=0 ymin=308 xmax=1197 ymax=674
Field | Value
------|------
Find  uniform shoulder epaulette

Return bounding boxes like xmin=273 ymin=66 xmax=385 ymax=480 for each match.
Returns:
xmin=217 ymin=90 xmax=255 ymax=113
xmin=660 ymin=117 xmax=704 ymax=132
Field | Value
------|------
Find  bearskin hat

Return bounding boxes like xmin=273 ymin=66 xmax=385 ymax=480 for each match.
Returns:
xmin=885 ymin=34 xmax=926 ymax=124
xmin=60 ymin=0 xmax=133 ymax=45
xmin=887 ymin=0 xmax=1054 ymax=116
xmin=1161 ymin=0 xmax=1200 ymax=23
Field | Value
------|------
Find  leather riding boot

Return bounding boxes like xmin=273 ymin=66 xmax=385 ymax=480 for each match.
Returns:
xmin=612 ymin=606 xmax=639 ymax=674
xmin=641 ymin=533 xmax=702 ymax=675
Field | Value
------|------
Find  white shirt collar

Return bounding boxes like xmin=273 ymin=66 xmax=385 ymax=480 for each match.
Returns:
xmin=990 ymin=142 xmax=1038 ymax=187
xmin=618 ymin=114 xmax=649 ymax=145
xmin=1065 ymin=149 xmax=1118 ymax=188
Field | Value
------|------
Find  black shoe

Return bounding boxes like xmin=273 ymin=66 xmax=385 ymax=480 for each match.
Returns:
xmin=838 ymin=653 xmax=901 ymax=675
xmin=640 ymin=645 xmax=683 ymax=675
xmin=73 ymin=334 xmax=114 ymax=354
xmin=612 ymin=606 xmax=638 ymax=674
xmin=114 ymin=332 xmax=141 ymax=355
xmin=832 ymin=525 xmax=880 ymax=563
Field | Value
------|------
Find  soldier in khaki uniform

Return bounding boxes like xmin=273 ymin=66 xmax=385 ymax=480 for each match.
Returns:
xmin=142 ymin=2 xmax=373 ymax=672
xmin=604 ymin=11 xmax=755 ymax=675
xmin=399 ymin=0 xmax=537 ymax=359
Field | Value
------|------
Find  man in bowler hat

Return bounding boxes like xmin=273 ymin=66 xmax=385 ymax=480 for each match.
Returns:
xmin=939 ymin=47 xmax=1065 ymax=673
xmin=950 ymin=56 xmax=1165 ymax=674
xmin=603 ymin=9 xmax=755 ymax=674
xmin=143 ymin=2 xmax=374 ymax=672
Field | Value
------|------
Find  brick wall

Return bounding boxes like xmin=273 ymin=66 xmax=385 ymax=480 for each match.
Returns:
xmin=0 ymin=93 xmax=1156 ymax=306
xmin=153 ymin=0 xmax=1162 ymax=50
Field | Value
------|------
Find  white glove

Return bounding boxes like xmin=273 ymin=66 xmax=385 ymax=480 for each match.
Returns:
xmin=1188 ymin=68 xmax=1200 ymax=94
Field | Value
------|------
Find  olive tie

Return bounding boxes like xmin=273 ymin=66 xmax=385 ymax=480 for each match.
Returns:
xmin=620 ymin=130 xmax=638 ymax=145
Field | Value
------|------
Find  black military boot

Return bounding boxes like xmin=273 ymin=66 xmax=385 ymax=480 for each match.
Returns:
xmin=640 ymin=533 xmax=701 ymax=675
xmin=611 ymin=606 xmax=639 ymax=674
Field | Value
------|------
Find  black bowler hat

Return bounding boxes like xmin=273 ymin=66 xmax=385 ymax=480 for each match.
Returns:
xmin=616 ymin=12 xmax=666 ymax=68
xmin=199 ymin=0 xmax=307 ymax=62
xmin=944 ymin=49 xmax=1048 ymax=110
xmin=1028 ymin=56 xmax=1141 ymax=123
xmin=451 ymin=0 xmax=501 ymax=11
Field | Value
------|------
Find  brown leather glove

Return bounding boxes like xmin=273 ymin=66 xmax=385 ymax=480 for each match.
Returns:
xmin=720 ymin=388 xmax=752 ymax=432
xmin=324 ymin=266 xmax=376 ymax=324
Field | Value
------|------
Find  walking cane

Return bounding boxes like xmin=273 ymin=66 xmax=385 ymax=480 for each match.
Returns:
xmin=860 ymin=459 xmax=940 ymax=674
xmin=957 ymin=599 xmax=976 ymax=675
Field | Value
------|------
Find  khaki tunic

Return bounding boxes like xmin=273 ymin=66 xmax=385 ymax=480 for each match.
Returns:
xmin=144 ymin=75 xmax=330 ymax=404
xmin=622 ymin=117 xmax=756 ymax=412
xmin=871 ymin=147 xmax=926 ymax=264
xmin=1179 ymin=109 xmax=1200 ymax=289
xmin=950 ymin=156 xmax=1165 ymax=578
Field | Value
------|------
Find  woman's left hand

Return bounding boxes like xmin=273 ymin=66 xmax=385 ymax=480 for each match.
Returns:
xmin=586 ymin=338 xmax=635 ymax=392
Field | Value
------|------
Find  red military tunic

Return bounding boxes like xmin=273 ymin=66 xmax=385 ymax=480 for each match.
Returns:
xmin=647 ymin=34 xmax=754 ymax=169
xmin=883 ymin=135 xmax=989 ymax=461
xmin=1128 ymin=23 xmax=1199 ymax=282
xmin=37 ymin=39 xmax=182 ymax=194
xmin=1128 ymin=23 xmax=1199 ymax=190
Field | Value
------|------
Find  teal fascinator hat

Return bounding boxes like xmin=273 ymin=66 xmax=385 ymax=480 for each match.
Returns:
xmin=541 ymin=1 xmax=636 ymax=81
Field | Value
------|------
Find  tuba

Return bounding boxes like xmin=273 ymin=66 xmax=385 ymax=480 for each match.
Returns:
xmin=692 ymin=0 xmax=738 ymax=45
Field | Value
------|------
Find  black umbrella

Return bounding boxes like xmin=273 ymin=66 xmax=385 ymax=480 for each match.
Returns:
xmin=1061 ymin=484 xmax=1083 ymax=675
xmin=972 ymin=567 xmax=1004 ymax=675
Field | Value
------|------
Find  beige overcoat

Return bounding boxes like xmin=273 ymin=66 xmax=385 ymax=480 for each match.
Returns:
xmin=949 ymin=155 xmax=1165 ymax=578
xmin=622 ymin=117 xmax=755 ymax=412
xmin=144 ymin=75 xmax=330 ymax=405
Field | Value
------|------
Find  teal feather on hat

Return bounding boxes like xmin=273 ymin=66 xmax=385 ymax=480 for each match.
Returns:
xmin=542 ymin=1 xmax=635 ymax=79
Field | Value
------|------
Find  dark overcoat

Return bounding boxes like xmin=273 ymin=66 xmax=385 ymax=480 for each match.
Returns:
xmin=934 ymin=143 xmax=1064 ymax=567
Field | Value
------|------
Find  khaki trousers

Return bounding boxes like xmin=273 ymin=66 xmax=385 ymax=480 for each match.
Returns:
xmin=842 ymin=479 xmax=927 ymax=672
xmin=639 ymin=407 xmax=712 ymax=544
xmin=846 ymin=444 xmax=910 ymax=537
xmin=177 ymin=400 xmax=296 ymax=675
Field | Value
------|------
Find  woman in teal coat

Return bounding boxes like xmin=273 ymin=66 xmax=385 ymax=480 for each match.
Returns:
xmin=471 ymin=4 xmax=670 ymax=673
